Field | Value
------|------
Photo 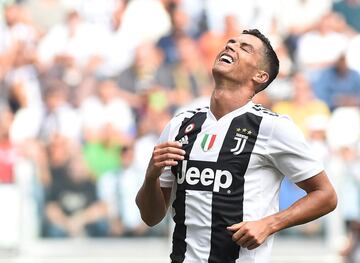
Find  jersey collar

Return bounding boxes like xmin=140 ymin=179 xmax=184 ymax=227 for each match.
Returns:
xmin=208 ymin=100 xmax=254 ymax=122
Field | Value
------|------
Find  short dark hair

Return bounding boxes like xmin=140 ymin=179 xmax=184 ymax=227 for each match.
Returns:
xmin=243 ymin=29 xmax=279 ymax=92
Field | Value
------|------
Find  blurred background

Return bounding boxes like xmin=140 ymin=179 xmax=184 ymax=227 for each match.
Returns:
xmin=0 ymin=0 xmax=360 ymax=262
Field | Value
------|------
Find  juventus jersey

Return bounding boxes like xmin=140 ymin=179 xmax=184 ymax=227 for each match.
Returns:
xmin=158 ymin=101 xmax=323 ymax=263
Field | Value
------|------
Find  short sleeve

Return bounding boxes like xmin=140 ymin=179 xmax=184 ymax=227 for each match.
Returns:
xmin=267 ymin=116 xmax=324 ymax=183
xmin=157 ymin=122 xmax=175 ymax=188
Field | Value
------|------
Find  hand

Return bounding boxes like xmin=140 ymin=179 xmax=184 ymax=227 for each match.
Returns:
xmin=227 ymin=219 xmax=272 ymax=250
xmin=147 ymin=141 xmax=185 ymax=181
xmin=67 ymin=214 xmax=86 ymax=237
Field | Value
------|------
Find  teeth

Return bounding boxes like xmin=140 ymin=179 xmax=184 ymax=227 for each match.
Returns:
xmin=220 ymin=54 xmax=234 ymax=63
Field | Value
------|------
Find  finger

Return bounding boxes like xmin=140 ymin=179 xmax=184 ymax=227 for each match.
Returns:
xmin=231 ymin=228 xmax=246 ymax=242
xmin=238 ymin=237 xmax=257 ymax=248
xmin=155 ymin=147 xmax=186 ymax=156
xmin=154 ymin=153 xmax=185 ymax=162
xmin=227 ymin=222 xmax=245 ymax=232
xmin=157 ymin=141 xmax=183 ymax=149
xmin=155 ymin=160 xmax=179 ymax=167
xmin=235 ymin=233 xmax=253 ymax=247
xmin=247 ymin=242 xmax=261 ymax=250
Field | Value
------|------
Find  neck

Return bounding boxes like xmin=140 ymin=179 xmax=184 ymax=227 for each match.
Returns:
xmin=210 ymin=83 xmax=254 ymax=120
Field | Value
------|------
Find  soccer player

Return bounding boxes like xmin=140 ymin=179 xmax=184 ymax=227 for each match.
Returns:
xmin=136 ymin=29 xmax=337 ymax=263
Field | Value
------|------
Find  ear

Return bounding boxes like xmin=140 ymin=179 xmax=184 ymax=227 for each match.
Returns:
xmin=252 ymin=70 xmax=269 ymax=86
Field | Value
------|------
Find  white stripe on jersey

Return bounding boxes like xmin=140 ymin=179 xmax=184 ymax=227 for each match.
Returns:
xmin=189 ymin=111 xmax=234 ymax=162
xmin=184 ymin=190 xmax=213 ymax=263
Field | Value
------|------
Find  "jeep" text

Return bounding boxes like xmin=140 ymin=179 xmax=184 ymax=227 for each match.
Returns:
xmin=178 ymin=160 xmax=233 ymax=192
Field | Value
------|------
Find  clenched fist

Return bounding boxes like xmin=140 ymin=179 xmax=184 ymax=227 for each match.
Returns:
xmin=227 ymin=219 xmax=273 ymax=250
xmin=146 ymin=141 xmax=186 ymax=181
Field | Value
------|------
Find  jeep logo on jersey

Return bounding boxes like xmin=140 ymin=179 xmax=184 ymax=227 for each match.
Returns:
xmin=177 ymin=160 xmax=232 ymax=192
xmin=201 ymin=133 xmax=216 ymax=152
xmin=231 ymin=132 xmax=249 ymax=155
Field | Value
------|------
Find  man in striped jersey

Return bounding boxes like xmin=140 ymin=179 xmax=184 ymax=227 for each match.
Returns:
xmin=136 ymin=29 xmax=337 ymax=263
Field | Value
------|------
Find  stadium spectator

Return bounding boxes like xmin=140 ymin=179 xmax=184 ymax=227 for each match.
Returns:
xmin=0 ymin=104 xmax=16 ymax=184
xmin=333 ymin=0 xmax=360 ymax=32
xmin=311 ymin=54 xmax=360 ymax=111
xmin=165 ymin=35 xmax=212 ymax=109
xmin=198 ymin=14 xmax=241 ymax=71
xmin=296 ymin=12 xmax=350 ymax=71
xmin=157 ymin=4 xmax=190 ymax=65
xmin=44 ymin=150 xmax=107 ymax=238
xmin=272 ymin=72 xmax=330 ymax=138
xmin=39 ymin=81 xmax=81 ymax=142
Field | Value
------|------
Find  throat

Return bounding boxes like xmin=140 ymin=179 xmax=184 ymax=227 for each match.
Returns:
xmin=210 ymin=89 xmax=252 ymax=120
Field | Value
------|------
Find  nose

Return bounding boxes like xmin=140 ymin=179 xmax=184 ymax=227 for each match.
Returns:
xmin=225 ymin=39 xmax=236 ymax=52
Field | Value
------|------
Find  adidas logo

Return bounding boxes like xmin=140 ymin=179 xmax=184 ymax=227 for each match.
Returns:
xmin=178 ymin=135 xmax=189 ymax=145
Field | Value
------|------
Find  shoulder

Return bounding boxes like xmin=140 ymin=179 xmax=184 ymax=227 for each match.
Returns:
xmin=159 ymin=106 xmax=209 ymax=142
xmin=173 ymin=106 xmax=209 ymax=122
xmin=249 ymin=103 xmax=300 ymax=138
xmin=250 ymin=104 xmax=280 ymax=118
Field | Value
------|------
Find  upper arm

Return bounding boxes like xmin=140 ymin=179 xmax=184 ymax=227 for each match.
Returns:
xmin=295 ymin=171 xmax=333 ymax=193
xmin=295 ymin=171 xmax=337 ymax=210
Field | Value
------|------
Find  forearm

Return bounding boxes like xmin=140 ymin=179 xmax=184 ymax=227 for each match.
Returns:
xmin=45 ymin=203 xmax=69 ymax=228
xmin=136 ymin=176 xmax=168 ymax=226
xmin=265 ymin=187 xmax=337 ymax=235
xmin=75 ymin=202 xmax=108 ymax=225
xmin=136 ymin=141 xmax=184 ymax=226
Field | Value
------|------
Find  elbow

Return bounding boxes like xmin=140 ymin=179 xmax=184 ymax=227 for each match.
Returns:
xmin=323 ymin=187 xmax=338 ymax=214
xmin=328 ymin=189 xmax=338 ymax=212
xmin=141 ymin=215 xmax=161 ymax=227
xmin=135 ymin=193 xmax=163 ymax=227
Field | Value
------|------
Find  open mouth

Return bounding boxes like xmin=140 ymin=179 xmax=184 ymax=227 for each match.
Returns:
xmin=219 ymin=54 xmax=234 ymax=64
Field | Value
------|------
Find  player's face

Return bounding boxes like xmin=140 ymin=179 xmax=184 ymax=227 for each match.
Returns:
xmin=212 ymin=34 xmax=265 ymax=85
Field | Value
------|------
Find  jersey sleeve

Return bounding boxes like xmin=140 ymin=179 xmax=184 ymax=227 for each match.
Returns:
xmin=266 ymin=115 xmax=324 ymax=183
xmin=157 ymin=122 xmax=175 ymax=188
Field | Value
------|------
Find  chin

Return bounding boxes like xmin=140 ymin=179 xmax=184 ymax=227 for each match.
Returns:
xmin=212 ymin=63 xmax=230 ymax=79
xmin=212 ymin=62 xmax=223 ymax=73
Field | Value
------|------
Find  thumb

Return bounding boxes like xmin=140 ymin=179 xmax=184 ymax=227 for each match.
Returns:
xmin=227 ymin=222 xmax=244 ymax=231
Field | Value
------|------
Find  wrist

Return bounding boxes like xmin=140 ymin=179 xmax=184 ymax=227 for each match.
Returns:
xmin=145 ymin=165 xmax=162 ymax=183
xmin=145 ymin=173 xmax=160 ymax=185
xmin=263 ymin=215 xmax=280 ymax=235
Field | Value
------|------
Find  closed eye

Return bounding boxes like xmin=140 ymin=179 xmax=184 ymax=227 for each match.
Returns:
xmin=240 ymin=43 xmax=254 ymax=53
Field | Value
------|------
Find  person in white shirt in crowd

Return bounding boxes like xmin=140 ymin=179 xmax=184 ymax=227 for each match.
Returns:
xmin=39 ymin=80 xmax=82 ymax=143
xmin=80 ymin=79 xmax=135 ymax=142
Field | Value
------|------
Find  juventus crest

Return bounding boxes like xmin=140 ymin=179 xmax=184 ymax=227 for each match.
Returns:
xmin=231 ymin=128 xmax=252 ymax=155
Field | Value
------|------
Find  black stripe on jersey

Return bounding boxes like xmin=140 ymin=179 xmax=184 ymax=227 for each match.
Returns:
xmin=252 ymin=104 xmax=279 ymax=116
xmin=170 ymin=111 xmax=207 ymax=263
xmin=175 ymin=106 xmax=210 ymax=118
xmin=208 ymin=112 xmax=263 ymax=263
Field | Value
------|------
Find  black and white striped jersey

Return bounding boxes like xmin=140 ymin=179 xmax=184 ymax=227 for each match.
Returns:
xmin=158 ymin=101 xmax=323 ymax=263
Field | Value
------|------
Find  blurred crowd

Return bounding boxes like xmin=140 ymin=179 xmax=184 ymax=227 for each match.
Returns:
xmin=0 ymin=0 xmax=360 ymax=260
